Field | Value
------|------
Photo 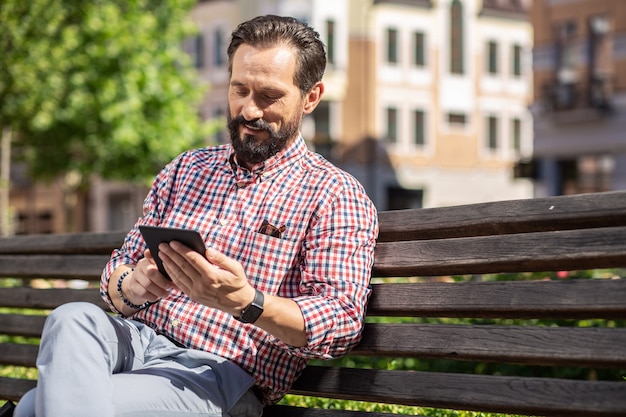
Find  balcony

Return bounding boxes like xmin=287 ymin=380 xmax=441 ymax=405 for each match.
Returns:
xmin=541 ymin=77 xmax=613 ymax=124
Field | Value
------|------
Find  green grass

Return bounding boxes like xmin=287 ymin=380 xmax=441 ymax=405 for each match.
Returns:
xmin=278 ymin=394 xmax=530 ymax=416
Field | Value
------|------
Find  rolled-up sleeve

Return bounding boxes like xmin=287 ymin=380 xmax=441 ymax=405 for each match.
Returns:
xmin=277 ymin=180 xmax=378 ymax=359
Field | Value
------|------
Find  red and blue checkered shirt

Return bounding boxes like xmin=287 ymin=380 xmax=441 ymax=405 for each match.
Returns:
xmin=101 ymin=136 xmax=378 ymax=404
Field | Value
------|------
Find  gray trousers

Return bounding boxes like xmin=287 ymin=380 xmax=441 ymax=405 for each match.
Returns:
xmin=14 ymin=302 xmax=263 ymax=417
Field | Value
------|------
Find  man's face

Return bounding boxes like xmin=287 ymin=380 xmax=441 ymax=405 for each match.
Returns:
xmin=227 ymin=44 xmax=306 ymax=168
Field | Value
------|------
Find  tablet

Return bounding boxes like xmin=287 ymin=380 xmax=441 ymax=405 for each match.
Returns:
xmin=138 ymin=225 xmax=207 ymax=279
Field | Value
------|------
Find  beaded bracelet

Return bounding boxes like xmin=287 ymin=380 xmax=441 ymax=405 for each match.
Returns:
xmin=117 ymin=269 xmax=152 ymax=310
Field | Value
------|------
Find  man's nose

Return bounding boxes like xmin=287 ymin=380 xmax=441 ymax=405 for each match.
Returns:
xmin=241 ymin=96 xmax=263 ymax=121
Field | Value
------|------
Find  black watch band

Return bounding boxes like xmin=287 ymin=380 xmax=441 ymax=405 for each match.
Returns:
xmin=235 ymin=288 xmax=264 ymax=324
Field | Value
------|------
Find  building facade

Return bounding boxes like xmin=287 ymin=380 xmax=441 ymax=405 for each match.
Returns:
xmin=530 ymin=0 xmax=626 ymax=197
xmin=342 ymin=0 xmax=533 ymax=209
xmin=188 ymin=0 xmax=534 ymax=210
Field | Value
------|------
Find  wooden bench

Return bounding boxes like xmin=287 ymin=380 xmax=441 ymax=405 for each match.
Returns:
xmin=1 ymin=190 xmax=626 ymax=416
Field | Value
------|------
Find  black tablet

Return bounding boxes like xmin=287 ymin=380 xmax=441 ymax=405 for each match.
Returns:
xmin=138 ymin=225 xmax=207 ymax=279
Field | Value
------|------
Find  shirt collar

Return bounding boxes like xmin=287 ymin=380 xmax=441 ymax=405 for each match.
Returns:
xmin=228 ymin=136 xmax=308 ymax=185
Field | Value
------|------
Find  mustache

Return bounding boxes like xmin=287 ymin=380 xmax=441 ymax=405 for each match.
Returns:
xmin=228 ymin=114 xmax=273 ymax=133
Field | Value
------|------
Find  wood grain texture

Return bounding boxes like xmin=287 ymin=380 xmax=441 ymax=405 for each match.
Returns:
xmin=377 ymin=190 xmax=626 ymax=242
xmin=0 ymin=254 xmax=111 ymax=278
xmin=0 ymin=288 xmax=106 ymax=309
xmin=0 ymin=377 xmax=36 ymax=402
xmin=290 ymin=366 xmax=626 ymax=417
xmin=367 ymin=279 xmax=626 ymax=319
xmin=373 ymin=226 xmax=626 ymax=276
xmin=0 ymin=344 xmax=39 ymax=367
xmin=353 ymin=324 xmax=626 ymax=367
xmin=0 ymin=231 xmax=125 ymax=254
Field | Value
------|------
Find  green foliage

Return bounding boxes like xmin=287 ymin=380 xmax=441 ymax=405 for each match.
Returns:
xmin=0 ymin=0 xmax=213 ymax=184
xmin=278 ymin=395 xmax=527 ymax=416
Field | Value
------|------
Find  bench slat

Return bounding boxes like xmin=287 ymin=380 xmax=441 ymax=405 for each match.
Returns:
xmin=290 ymin=366 xmax=626 ymax=417
xmin=0 ymin=377 xmax=36 ymax=403
xmin=377 ymin=190 xmax=626 ymax=242
xmin=0 ymin=343 xmax=39 ymax=367
xmin=2 ymin=279 xmax=623 ymax=319
xmin=354 ymin=324 xmax=626 ymax=368
xmin=5 ymin=320 xmax=624 ymax=370
xmin=0 ymin=314 xmax=46 ymax=338
xmin=0 ymin=254 xmax=111 ymax=279
xmin=374 ymin=226 xmax=626 ymax=276
xmin=0 ymin=231 xmax=125 ymax=255
xmin=367 ymin=279 xmax=626 ymax=319
xmin=0 ymin=288 xmax=106 ymax=310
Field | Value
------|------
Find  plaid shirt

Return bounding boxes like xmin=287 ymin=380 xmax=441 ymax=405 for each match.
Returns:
xmin=101 ymin=136 xmax=378 ymax=404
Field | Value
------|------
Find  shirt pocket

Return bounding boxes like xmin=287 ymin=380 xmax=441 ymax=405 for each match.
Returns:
xmin=209 ymin=221 xmax=299 ymax=295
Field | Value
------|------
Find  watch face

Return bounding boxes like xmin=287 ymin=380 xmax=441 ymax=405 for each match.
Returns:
xmin=238 ymin=289 xmax=264 ymax=323
xmin=241 ymin=303 xmax=263 ymax=323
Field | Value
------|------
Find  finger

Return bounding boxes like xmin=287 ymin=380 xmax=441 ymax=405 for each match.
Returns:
xmin=168 ymin=240 xmax=211 ymax=276
xmin=205 ymin=247 xmax=243 ymax=276
xmin=135 ymin=257 xmax=172 ymax=299
xmin=158 ymin=244 xmax=196 ymax=291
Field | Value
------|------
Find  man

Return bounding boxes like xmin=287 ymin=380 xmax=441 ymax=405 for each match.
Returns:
xmin=15 ymin=15 xmax=377 ymax=417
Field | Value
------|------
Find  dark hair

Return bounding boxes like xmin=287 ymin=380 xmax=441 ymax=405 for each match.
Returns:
xmin=227 ymin=15 xmax=327 ymax=95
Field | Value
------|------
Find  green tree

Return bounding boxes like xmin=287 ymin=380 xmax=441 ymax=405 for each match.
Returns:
xmin=0 ymin=0 xmax=211 ymax=185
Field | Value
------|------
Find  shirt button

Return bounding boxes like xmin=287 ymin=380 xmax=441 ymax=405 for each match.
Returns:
xmin=236 ymin=181 xmax=247 ymax=188
xmin=170 ymin=318 xmax=179 ymax=328
xmin=220 ymin=219 xmax=228 ymax=226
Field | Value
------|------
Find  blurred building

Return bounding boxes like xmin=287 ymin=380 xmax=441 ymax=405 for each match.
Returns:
xmin=529 ymin=0 xmax=626 ymax=196
xmin=188 ymin=0 xmax=534 ymax=209
xmin=7 ymin=0 xmax=534 ymax=234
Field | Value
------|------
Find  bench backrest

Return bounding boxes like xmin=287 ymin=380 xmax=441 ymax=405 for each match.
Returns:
xmin=1 ymin=190 xmax=626 ymax=416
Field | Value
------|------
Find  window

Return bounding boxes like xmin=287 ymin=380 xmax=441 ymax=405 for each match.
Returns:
xmin=386 ymin=28 xmax=398 ymax=64
xmin=16 ymin=210 xmax=54 ymax=234
xmin=413 ymin=110 xmax=425 ymax=146
xmin=194 ymin=34 xmax=205 ymax=68
xmin=512 ymin=44 xmax=522 ymax=77
xmin=386 ymin=107 xmax=398 ymax=143
xmin=213 ymin=29 xmax=224 ymax=67
xmin=326 ymin=20 xmax=336 ymax=65
xmin=312 ymin=101 xmax=333 ymax=159
xmin=588 ymin=15 xmax=612 ymax=109
xmin=448 ymin=112 xmax=467 ymax=126
xmin=387 ymin=186 xmax=423 ymax=210
xmin=556 ymin=20 xmax=577 ymax=83
xmin=450 ymin=0 xmax=464 ymax=74
xmin=487 ymin=116 xmax=498 ymax=150
xmin=108 ymin=193 xmax=136 ymax=232
xmin=512 ymin=118 xmax=521 ymax=152
xmin=487 ymin=40 xmax=498 ymax=74
xmin=213 ymin=108 xmax=226 ymax=144
xmin=313 ymin=101 xmax=331 ymax=143
xmin=560 ymin=156 xmax=613 ymax=194
xmin=413 ymin=32 xmax=426 ymax=67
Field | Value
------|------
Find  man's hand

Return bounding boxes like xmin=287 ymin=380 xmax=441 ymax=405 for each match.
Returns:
xmin=158 ymin=241 xmax=308 ymax=347
xmin=158 ymin=241 xmax=256 ymax=317
xmin=109 ymin=250 xmax=172 ymax=316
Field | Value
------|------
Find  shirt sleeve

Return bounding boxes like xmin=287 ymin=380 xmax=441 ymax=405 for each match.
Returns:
xmin=276 ymin=176 xmax=378 ymax=359
xmin=99 ymin=153 xmax=182 ymax=313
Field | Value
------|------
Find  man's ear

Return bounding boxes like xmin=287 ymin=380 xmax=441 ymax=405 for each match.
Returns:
xmin=303 ymin=82 xmax=324 ymax=114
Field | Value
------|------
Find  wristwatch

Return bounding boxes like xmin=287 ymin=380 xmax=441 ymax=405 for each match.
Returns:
xmin=235 ymin=288 xmax=264 ymax=324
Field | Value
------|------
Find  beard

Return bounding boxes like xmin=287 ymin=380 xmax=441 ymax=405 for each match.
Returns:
xmin=227 ymin=112 xmax=302 ymax=166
